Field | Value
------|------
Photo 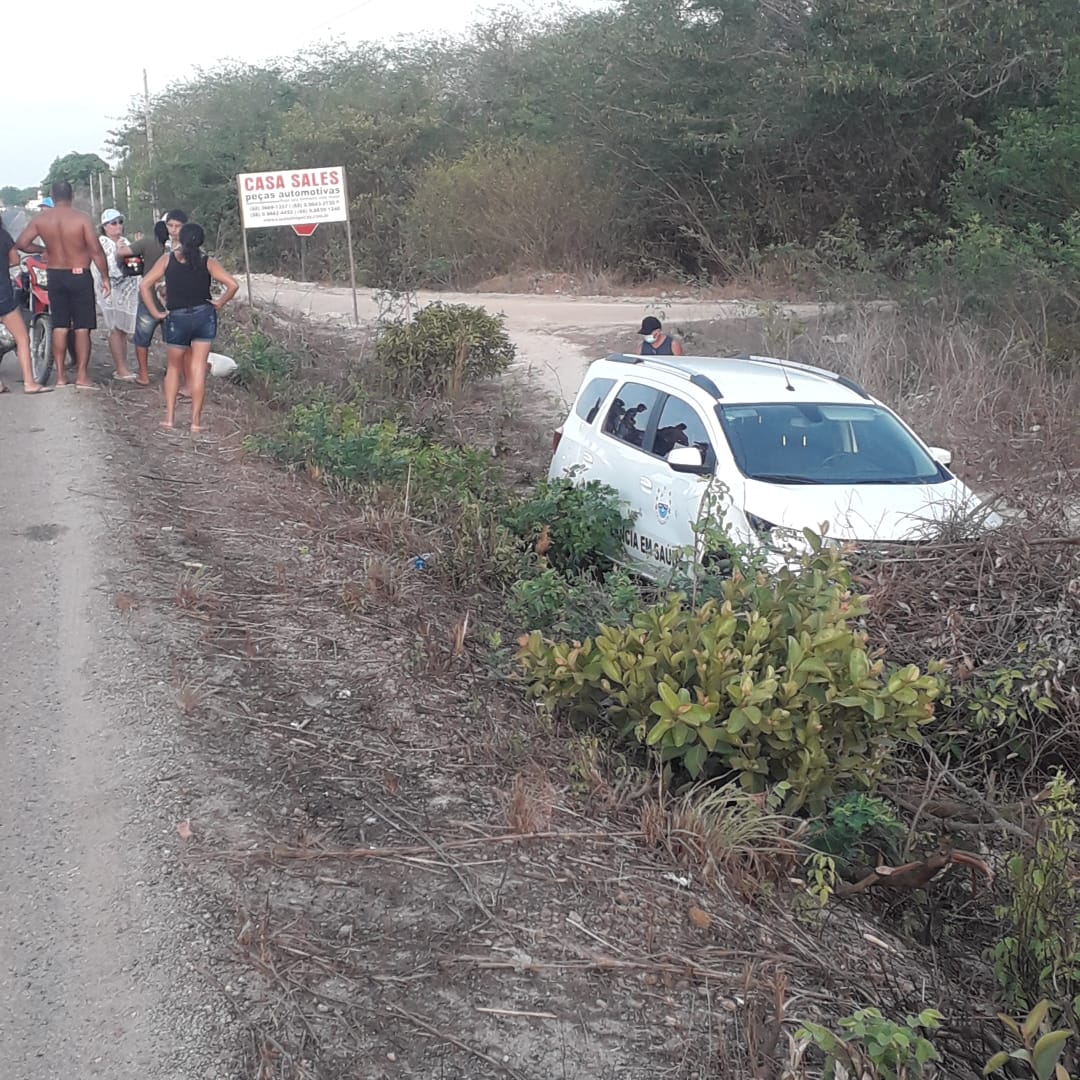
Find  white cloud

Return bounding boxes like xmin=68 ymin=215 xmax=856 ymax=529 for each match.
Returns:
xmin=6 ymin=0 xmax=613 ymax=188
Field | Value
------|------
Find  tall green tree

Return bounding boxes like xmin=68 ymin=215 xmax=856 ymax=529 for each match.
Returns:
xmin=42 ymin=152 xmax=112 ymax=189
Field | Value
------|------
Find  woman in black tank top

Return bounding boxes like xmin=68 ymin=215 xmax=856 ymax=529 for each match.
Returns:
xmin=139 ymin=223 xmax=238 ymax=433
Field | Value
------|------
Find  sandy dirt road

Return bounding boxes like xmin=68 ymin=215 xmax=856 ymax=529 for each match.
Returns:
xmin=248 ymin=274 xmax=869 ymax=407
xmin=0 ymin=381 xmax=228 ymax=1079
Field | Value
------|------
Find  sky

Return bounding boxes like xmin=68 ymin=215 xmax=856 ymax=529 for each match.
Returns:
xmin=3 ymin=0 xmax=613 ymax=190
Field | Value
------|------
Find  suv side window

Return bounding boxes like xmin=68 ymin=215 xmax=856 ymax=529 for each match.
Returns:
xmin=575 ymin=377 xmax=616 ymax=424
xmin=603 ymin=381 xmax=662 ymax=449
xmin=651 ymin=393 xmax=714 ymax=462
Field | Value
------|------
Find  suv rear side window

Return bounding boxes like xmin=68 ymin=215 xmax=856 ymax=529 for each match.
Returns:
xmin=575 ymin=377 xmax=616 ymax=424
xmin=603 ymin=382 xmax=662 ymax=449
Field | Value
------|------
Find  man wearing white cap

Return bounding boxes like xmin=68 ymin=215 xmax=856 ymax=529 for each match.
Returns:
xmin=94 ymin=208 xmax=140 ymax=380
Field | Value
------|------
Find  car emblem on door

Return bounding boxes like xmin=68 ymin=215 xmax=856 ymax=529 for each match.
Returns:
xmin=656 ymin=490 xmax=672 ymax=524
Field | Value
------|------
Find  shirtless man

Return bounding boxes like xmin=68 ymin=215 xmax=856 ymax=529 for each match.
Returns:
xmin=15 ymin=181 xmax=110 ymax=388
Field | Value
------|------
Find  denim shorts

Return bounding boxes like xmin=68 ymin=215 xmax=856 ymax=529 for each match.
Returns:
xmin=133 ymin=299 xmax=162 ymax=348
xmin=163 ymin=303 xmax=217 ymax=347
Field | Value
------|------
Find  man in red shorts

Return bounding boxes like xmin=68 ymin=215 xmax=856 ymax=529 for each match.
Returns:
xmin=15 ymin=181 xmax=110 ymax=388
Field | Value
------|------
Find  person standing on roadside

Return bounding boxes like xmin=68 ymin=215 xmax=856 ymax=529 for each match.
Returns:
xmin=0 ymin=223 xmax=50 ymax=394
xmin=93 ymin=209 xmax=139 ymax=382
xmin=115 ymin=219 xmax=168 ymax=385
xmin=139 ymin=222 xmax=238 ymax=433
xmin=15 ymin=181 xmax=110 ymax=388
xmin=638 ymin=316 xmax=684 ymax=357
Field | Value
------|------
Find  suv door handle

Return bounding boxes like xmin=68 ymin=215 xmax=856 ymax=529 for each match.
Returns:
xmin=640 ymin=477 xmax=653 ymax=491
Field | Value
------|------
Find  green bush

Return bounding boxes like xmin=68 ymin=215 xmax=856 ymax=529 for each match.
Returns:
xmin=810 ymin=792 xmax=905 ymax=872
xmin=929 ymin=654 xmax=1060 ymax=781
xmin=517 ymin=542 xmax=943 ymax=811
xmin=509 ymin=566 xmax=640 ymax=639
xmin=502 ymin=476 xmax=634 ymax=576
xmin=993 ymin=772 xmax=1080 ymax=1019
xmin=797 ymin=1007 xmax=942 ymax=1080
xmin=374 ymin=302 xmax=516 ymax=398
xmin=253 ymin=401 xmax=498 ymax=515
xmin=232 ymin=329 xmax=295 ymax=390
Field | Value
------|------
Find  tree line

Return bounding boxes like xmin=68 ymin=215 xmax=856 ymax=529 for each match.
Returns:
xmin=91 ymin=0 xmax=1080 ymax=313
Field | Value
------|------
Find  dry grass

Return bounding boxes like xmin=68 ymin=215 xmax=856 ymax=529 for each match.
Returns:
xmin=800 ymin=304 xmax=1080 ymax=497
xmin=667 ymin=782 xmax=807 ymax=896
xmin=506 ymin=767 xmax=556 ymax=833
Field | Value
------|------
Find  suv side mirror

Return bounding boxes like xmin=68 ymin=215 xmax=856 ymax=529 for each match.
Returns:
xmin=927 ymin=446 xmax=952 ymax=467
xmin=667 ymin=446 xmax=709 ymax=474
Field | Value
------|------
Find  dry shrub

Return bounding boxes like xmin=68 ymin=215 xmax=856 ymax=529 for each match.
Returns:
xmin=856 ymin=523 xmax=1080 ymax=785
xmin=801 ymin=303 xmax=1080 ymax=497
xmin=175 ymin=568 xmax=223 ymax=613
xmin=506 ymin=767 xmax=555 ymax=833
xmin=404 ymin=139 xmax=627 ymax=287
xmin=416 ymin=613 xmax=470 ymax=674
xmin=667 ymin=782 xmax=805 ymax=896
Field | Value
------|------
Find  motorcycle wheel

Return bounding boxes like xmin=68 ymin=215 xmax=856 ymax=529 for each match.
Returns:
xmin=31 ymin=314 xmax=55 ymax=386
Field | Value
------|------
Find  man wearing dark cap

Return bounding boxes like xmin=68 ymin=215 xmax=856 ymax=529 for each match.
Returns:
xmin=638 ymin=316 xmax=683 ymax=356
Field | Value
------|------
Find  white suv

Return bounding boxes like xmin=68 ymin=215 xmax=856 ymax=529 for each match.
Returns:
xmin=549 ymin=353 xmax=994 ymax=575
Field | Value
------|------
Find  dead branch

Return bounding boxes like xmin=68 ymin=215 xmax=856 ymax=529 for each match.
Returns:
xmin=835 ymin=848 xmax=993 ymax=897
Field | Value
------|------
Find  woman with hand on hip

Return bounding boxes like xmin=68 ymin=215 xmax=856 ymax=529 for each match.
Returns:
xmin=139 ymin=223 xmax=238 ymax=433
xmin=94 ymin=209 xmax=140 ymax=381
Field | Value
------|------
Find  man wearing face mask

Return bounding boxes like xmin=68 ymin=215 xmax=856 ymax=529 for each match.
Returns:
xmin=638 ymin=316 xmax=684 ymax=356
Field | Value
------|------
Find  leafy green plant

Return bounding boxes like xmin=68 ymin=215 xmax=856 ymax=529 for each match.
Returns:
xmin=805 ymin=852 xmax=838 ymax=909
xmin=931 ymin=654 xmax=1059 ymax=778
xmin=509 ymin=566 xmax=640 ymax=639
xmin=232 ymin=328 xmax=295 ymax=390
xmin=812 ymin=792 xmax=905 ymax=871
xmin=797 ymin=1007 xmax=943 ymax=1080
xmin=250 ymin=403 xmax=498 ymax=515
xmin=993 ymin=771 xmax=1080 ymax=1016
xmin=985 ymin=1001 xmax=1073 ymax=1079
xmin=436 ymin=495 xmax=521 ymax=589
xmin=373 ymin=302 xmax=516 ymax=398
xmin=517 ymin=540 xmax=943 ymax=811
xmin=502 ymin=475 xmax=634 ymax=576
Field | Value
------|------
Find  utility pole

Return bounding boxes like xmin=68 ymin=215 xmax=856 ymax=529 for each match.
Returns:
xmin=143 ymin=68 xmax=158 ymax=219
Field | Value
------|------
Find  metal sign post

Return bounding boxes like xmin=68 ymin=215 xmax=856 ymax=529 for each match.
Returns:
xmin=236 ymin=166 xmax=357 ymax=323
xmin=242 ymin=225 xmax=254 ymax=306
xmin=341 ymin=169 xmax=359 ymax=325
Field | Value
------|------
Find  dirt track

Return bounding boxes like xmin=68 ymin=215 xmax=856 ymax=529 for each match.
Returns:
xmin=248 ymin=274 xmax=870 ymax=406
xmin=0 ymin=372 xmax=234 ymax=1077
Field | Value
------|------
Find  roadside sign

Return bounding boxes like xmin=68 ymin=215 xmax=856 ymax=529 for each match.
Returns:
xmin=236 ymin=165 xmax=358 ymax=324
xmin=237 ymin=167 xmax=347 ymax=229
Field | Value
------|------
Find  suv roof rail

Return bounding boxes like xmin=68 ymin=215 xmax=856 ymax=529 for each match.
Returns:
xmin=605 ymin=353 xmax=723 ymax=399
xmin=731 ymin=353 xmax=870 ymax=399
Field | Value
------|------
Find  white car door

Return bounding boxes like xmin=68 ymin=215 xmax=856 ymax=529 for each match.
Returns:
xmin=590 ymin=378 xmax=666 ymax=569
xmin=644 ymin=391 xmax=723 ymax=574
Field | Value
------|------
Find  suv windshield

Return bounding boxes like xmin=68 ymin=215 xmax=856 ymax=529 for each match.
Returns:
xmin=718 ymin=403 xmax=946 ymax=485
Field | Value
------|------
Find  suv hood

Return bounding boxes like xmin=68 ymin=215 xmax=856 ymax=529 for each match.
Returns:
xmin=743 ymin=477 xmax=995 ymax=542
